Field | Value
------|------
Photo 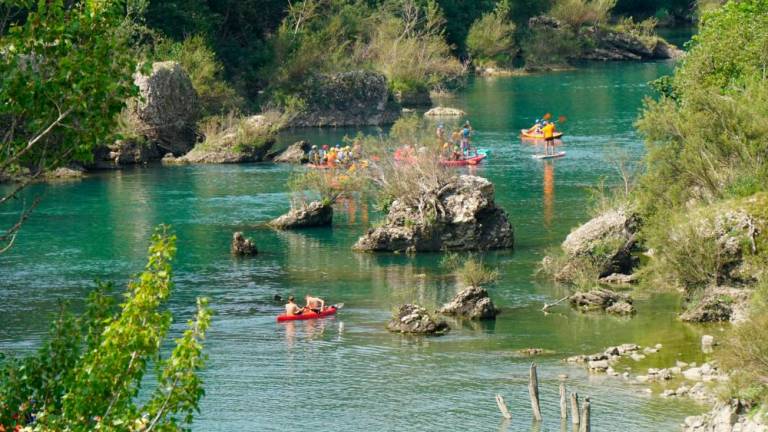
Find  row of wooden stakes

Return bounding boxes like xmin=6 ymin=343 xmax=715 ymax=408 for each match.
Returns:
xmin=495 ymin=363 xmax=591 ymax=431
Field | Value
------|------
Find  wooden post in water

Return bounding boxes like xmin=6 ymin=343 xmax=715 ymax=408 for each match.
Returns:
xmin=528 ymin=363 xmax=543 ymax=421
xmin=570 ymin=392 xmax=580 ymax=427
xmin=559 ymin=382 xmax=567 ymax=420
xmin=495 ymin=394 xmax=512 ymax=420
xmin=579 ymin=396 xmax=591 ymax=432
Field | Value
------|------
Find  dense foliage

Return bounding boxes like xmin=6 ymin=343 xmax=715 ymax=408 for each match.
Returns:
xmin=466 ymin=0 xmax=517 ymax=68
xmin=0 ymin=0 xmax=138 ymax=252
xmin=631 ymin=0 xmax=768 ymax=405
xmin=0 ymin=226 xmax=211 ymax=431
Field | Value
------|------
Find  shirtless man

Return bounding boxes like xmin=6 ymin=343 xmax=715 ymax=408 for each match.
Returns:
xmin=305 ymin=295 xmax=325 ymax=313
xmin=285 ymin=296 xmax=303 ymax=316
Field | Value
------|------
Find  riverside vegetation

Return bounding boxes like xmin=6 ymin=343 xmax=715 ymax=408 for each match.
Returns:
xmin=0 ymin=0 xmax=755 ymax=430
xmin=542 ymin=0 xmax=768 ymax=425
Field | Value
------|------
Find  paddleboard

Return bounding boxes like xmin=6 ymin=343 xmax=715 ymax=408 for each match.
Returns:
xmin=532 ymin=151 xmax=566 ymax=160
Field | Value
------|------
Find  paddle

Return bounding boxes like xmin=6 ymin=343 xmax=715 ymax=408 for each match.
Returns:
xmin=332 ymin=303 xmax=345 ymax=310
xmin=557 ymin=115 xmax=568 ymax=124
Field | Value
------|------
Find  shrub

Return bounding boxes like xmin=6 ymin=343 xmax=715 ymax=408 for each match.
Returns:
xmin=549 ymin=0 xmax=616 ymax=29
xmin=522 ymin=27 xmax=584 ymax=69
xmin=198 ymin=111 xmax=276 ymax=154
xmin=155 ymin=35 xmax=244 ymax=116
xmin=466 ymin=0 xmax=517 ymax=68
xmin=368 ymin=0 xmax=464 ymax=90
xmin=0 ymin=226 xmax=211 ymax=430
xmin=443 ymin=253 xmax=499 ymax=288
xmin=719 ymin=280 xmax=768 ymax=406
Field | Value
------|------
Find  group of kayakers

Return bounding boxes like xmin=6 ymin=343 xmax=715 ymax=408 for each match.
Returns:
xmin=437 ymin=120 xmax=478 ymax=160
xmin=307 ymin=142 xmax=363 ymax=167
xmin=284 ymin=294 xmax=327 ymax=316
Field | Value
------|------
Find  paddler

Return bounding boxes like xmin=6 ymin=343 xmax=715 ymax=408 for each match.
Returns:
xmin=460 ymin=122 xmax=472 ymax=155
xmin=305 ymin=295 xmax=326 ymax=313
xmin=542 ymin=121 xmax=556 ymax=155
xmin=285 ymin=296 xmax=303 ymax=316
xmin=436 ymin=123 xmax=446 ymax=145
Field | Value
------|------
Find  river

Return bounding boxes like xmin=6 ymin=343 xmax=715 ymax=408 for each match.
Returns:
xmin=0 ymin=60 xmax=713 ymax=431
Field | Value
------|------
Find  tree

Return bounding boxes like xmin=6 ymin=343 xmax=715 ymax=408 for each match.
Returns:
xmin=466 ymin=0 xmax=517 ymax=67
xmin=0 ymin=0 xmax=138 ymax=252
xmin=0 ymin=225 xmax=211 ymax=431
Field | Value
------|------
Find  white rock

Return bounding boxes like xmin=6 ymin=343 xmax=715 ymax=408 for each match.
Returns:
xmin=684 ymin=367 xmax=703 ymax=381
xmin=635 ymin=375 xmax=649 ymax=383
xmin=655 ymin=343 xmax=663 ymax=349
xmin=630 ymin=353 xmax=646 ymax=361
xmin=676 ymin=360 xmax=689 ymax=368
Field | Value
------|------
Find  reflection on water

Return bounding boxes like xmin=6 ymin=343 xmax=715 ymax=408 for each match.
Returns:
xmin=543 ymin=162 xmax=555 ymax=228
xmin=0 ymin=61 xmax=711 ymax=432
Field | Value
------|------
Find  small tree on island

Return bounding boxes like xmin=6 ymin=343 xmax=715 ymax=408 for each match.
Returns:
xmin=0 ymin=226 xmax=211 ymax=431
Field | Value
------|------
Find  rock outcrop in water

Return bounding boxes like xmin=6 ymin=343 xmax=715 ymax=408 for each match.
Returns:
xmin=287 ymin=70 xmax=401 ymax=127
xmin=439 ymin=286 xmax=499 ymax=320
xmin=424 ymin=107 xmax=465 ymax=118
xmin=548 ymin=208 xmax=639 ymax=283
xmin=130 ymin=61 xmax=200 ymax=155
xmin=166 ymin=115 xmax=276 ymax=164
xmin=526 ymin=16 xmax=684 ymax=65
xmin=269 ymin=201 xmax=333 ymax=230
xmin=271 ymin=141 xmax=311 ymax=164
xmin=231 ymin=232 xmax=258 ymax=256
xmin=680 ymin=286 xmax=750 ymax=323
xmin=569 ymin=288 xmax=636 ymax=315
xmin=353 ymin=175 xmax=514 ymax=252
xmin=386 ymin=304 xmax=450 ymax=335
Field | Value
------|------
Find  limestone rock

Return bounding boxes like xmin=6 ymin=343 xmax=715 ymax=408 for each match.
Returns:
xmin=582 ymin=28 xmax=684 ymax=61
xmin=270 ymin=201 xmax=333 ymax=230
xmin=231 ymin=232 xmax=257 ymax=256
xmin=569 ymin=288 xmax=635 ymax=315
xmin=424 ymin=107 xmax=466 ymax=118
xmin=288 ymin=70 xmax=401 ymax=127
xmin=438 ymin=286 xmax=499 ymax=320
xmin=682 ymin=401 xmax=767 ymax=432
xmin=44 ymin=166 xmax=84 ymax=181
xmin=130 ymin=61 xmax=199 ymax=155
xmin=353 ymin=175 xmax=514 ymax=252
xmin=272 ymin=141 xmax=311 ymax=164
xmin=386 ymin=304 xmax=450 ymax=335
xmin=680 ymin=286 xmax=750 ymax=323
xmin=554 ymin=208 xmax=639 ymax=283
xmin=173 ymin=116 xmax=276 ymax=164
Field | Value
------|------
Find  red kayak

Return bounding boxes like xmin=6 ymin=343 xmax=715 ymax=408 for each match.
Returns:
xmin=277 ymin=306 xmax=337 ymax=322
xmin=440 ymin=153 xmax=487 ymax=167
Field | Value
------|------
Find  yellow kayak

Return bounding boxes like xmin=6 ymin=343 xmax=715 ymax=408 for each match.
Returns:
xmin=520 ymin=129 xmax=564 ymax=140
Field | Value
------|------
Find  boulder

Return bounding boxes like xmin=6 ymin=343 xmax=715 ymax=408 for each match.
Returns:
xmin=288 ymin=70 xmax=401 ymax=127
xmin=269 ymin=201 xmax=333 ymax=230
xmin=679 ymin=286 xmax=750 ymax=323
xmin=553 ymin=208 xmax=639 ymax=283
xmin=386 ymin=304 xmax=450 ymax=335
xmin=438 ymin=286 xmax=498 ymax=320
xmin=272 ymin=140 xmax=311 ymax=164
xmin=231 ymin=232 xmax=257 ymax=256
xmin=129 ymin=61 xmax=199 ymax=155
xmin=652 ymin=39 xmax=685 ymax=60
xmin=569 ymin=288 xmax=636 ymax=315
xmin=424 ymin=107 xmax=466 ymax=118
xmin=354 ymin=175 xmax=514 ymax=252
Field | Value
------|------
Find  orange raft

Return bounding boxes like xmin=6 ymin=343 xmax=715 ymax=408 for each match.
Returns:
xmin=520 ymin=129 xmax=564 ymax=140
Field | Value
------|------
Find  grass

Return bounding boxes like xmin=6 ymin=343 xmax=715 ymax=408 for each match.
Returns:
xmin=197 ymin=111 xmax=275 ymax=154
xmin=442 ymin=253 xmax=499 ymax=288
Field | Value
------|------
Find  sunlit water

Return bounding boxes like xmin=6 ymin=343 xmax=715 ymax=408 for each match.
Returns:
xmin=0 ymin=61 xmax=716 ymax=431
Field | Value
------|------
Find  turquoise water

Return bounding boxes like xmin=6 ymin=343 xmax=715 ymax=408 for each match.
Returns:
xmin=0 ymin=61 xmax=713 ymax=431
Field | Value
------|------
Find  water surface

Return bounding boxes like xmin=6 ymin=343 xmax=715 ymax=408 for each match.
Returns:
xmin=0 ymin=61 xmax=712 ymax=431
